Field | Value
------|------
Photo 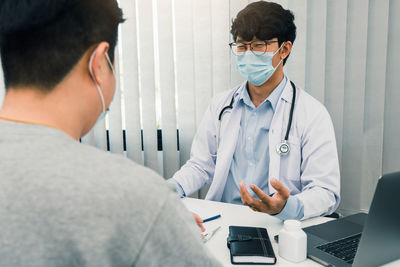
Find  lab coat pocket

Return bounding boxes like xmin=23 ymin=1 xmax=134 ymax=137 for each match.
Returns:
xmin=279 ymin=137 xmax=301 ymax=191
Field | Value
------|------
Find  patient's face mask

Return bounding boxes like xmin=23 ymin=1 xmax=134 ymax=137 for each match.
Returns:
xmin=236 ymin=44 xmax=283 ymax=86
xmin=88 ymin=51 xmax=116 ymax=124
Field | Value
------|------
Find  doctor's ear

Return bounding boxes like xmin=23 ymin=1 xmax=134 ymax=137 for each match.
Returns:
xmin=280 ymin=41 xmax=292 ymax=60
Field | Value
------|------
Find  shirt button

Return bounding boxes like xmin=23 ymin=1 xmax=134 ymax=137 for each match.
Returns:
xmin=249 ymin=162 xmax=254 ymax=166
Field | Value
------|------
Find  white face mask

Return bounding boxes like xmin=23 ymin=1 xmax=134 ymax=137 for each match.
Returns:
xmin=88 ymin=50 xmax=116 ymax=123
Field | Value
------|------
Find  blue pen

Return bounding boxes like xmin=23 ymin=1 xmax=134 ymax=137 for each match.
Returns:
xmin=203 ymin=214 xmax=221 ymax=223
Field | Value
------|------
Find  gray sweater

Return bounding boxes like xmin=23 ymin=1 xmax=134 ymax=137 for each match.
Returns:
xmin=0 ymin=121 xmax=221 ymax=267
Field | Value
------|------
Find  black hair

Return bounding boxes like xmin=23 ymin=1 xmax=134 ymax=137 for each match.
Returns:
xmin=0 ymin=0 xmax=124 ymax=92
xmin=230 ymin=1 xmax=296 ymax=65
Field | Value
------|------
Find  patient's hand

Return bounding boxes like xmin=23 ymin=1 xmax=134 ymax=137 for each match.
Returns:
xmin=239 ymin=178 xmax=290 ymax=215
xmin=191 ymin=212 xmax=205 ymax=232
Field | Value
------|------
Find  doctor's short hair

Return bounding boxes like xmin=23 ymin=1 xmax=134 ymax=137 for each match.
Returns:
xmin=0 ymin=0 xmax=124 ymax=92
xmin=231 ymin=1 xmax=296 ymax=65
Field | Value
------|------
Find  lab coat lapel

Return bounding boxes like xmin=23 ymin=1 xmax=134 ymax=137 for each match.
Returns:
xmin=206 ymin=98 xmax=242 ymax=201
xmin=268 ymin=80 xmax=293 ymax=194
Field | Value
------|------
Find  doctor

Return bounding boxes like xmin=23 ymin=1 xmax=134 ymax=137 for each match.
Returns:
xmin=169 ymin=1 xmax=340 ymax=220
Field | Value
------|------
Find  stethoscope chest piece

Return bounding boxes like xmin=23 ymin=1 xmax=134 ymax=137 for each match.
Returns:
xmin=276 ymin=140 xmax=290 ymax=156
xmin=275 ymin=80 xmax=297 ymax=157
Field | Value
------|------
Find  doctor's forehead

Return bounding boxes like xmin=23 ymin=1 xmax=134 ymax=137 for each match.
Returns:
xmin=236 ymin=36 xmax=278 ymax=42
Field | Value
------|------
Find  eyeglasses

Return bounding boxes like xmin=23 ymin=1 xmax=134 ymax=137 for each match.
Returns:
xmin=229 ymin=40 xmax=279 ymax=56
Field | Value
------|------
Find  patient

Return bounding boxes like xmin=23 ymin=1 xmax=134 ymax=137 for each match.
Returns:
xmin=0 ymin=0 xmax=221 ymax=266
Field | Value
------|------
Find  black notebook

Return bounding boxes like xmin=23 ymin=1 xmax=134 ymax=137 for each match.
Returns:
xmin=227 ymin=226 xmax=276 ymax=265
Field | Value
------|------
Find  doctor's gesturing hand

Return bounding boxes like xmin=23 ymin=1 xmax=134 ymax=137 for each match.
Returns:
xmin=239 ymin=178 xmax=290 ymax=215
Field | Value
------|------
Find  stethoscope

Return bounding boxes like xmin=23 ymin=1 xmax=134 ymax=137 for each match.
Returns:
xmin=217 ymin=81 xmax=296 ymax=157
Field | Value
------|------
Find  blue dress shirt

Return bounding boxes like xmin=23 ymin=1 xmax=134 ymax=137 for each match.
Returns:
xmin=221 ymin=76 xmax=304 ymax=220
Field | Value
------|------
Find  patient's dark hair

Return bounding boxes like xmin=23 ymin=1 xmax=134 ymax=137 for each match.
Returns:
xmin=231 ymin=1 xmax=296 ymax=65
xmin=0 ymin=0 xmax=124 ymax=91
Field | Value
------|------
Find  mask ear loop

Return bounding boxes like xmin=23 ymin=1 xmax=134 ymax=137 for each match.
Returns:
xmin=104 ymin=52 xmax=117 ymax=105
xmin=272 ymin=42 xmax=285 ymax=70
xmin=105 ymin=53 xmax=115 ymax=76
xmin=88 ymin=50 xmax=106 ymax=114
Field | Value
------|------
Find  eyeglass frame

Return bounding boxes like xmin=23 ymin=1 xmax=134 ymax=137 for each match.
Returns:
xmin=229 ymin=40 xmax=279 ymax=56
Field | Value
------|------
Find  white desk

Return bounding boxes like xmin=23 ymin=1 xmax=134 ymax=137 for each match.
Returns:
xmin=183 ymin=197 xmax=330 ymax=267
xmin=182 ymin=197 xmax=400 ymax=267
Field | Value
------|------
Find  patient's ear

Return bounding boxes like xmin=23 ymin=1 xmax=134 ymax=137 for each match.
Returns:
xmin=88 ymin=42 xmax=110 ymax=85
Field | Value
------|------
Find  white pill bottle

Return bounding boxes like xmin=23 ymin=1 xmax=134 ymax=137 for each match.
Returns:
xmin=278 ymin=220 xmax=307 ymax=263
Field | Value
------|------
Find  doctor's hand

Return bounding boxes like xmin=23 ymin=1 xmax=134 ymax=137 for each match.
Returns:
xmin=239 ymin=178 xmax=290 ymax=215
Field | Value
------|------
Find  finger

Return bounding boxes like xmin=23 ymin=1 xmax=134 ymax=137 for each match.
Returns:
xmin=197 ymin=221 xmax=205 ymax=232
xmin=239 ymin=182 xmax=249 ymax=199
xmin=239 ymin=181 xmax=245 ymax=189
xmin=248 ymin=198 xmax=268 ymax=213
xmin=240 ymin=183 xmax=265 ymax=211
xmin=250 ymin=206 xmax=258 ymax=212
xmin=250 ymin=184 xmax=272 ymax=203
xmin=270 ymin=178 xmax=290 ymax=199
xmin=191 ymin=212 xmax=205 ymax=232
xmin=239 ymin=182 xmax=254 ymax=205
xmin=191 ymin=212 xmax=203 ymax=223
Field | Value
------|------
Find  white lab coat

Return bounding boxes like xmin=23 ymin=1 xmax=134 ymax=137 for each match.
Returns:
xmin=172 ymin=79 xmax=340 ymax=220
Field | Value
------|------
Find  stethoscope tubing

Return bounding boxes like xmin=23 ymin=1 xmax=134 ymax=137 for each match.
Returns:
xmin=218 ymin=93 xmax=235 ymax=121
xmin=285 ymin=81 xmax=296 ymax=141
xmin=217 ymin=81 xmax=297 ymax=155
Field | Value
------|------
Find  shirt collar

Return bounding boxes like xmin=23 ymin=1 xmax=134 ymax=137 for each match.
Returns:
xmin=268 ymin=75 xmax=287 ymax=111
xmin=238 ymin=75 xmax=288 ymax=111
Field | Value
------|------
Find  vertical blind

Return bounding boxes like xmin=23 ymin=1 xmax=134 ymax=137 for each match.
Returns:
xmin=0 ymin=0 xmax=399 ymax=215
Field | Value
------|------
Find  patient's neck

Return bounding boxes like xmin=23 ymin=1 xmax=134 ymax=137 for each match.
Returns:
xmin=0 ymin=87 xmax=82 ymax=140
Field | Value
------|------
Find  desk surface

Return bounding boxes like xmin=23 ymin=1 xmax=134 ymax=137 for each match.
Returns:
xmin=182 ymin=197 xmax=400 ymax=267
xmin=183 ymin=197 xmax=330 ymax=267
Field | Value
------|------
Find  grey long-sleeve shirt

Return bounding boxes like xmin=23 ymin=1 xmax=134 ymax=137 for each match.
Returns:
xmin=0 ymin=121 xmax=221 ymax=267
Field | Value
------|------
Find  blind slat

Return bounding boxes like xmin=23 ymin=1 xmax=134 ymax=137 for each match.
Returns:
xmin=173 ymin=0 xmax=196 ymax=167
xmin=156 ymin=0 xmax=179 ymax=178
xmin=324 ymin=0 xmax=348 ymax=165
xmin=193 ymin=0 xmax=213 ymax=126
xmin=383 ymin=0 xmax=400 ymax=175
xmin=340 ymin=0 xmax=369 ymax=213
xmin=286 ymin=0 xmax=307 ymax=89
xmin=136 ymin=0 xmax=158 ymax=172
xmin=211 ymin=0 xmax=230 ymax=96
xmin=193 ymin=0 xmax=214 ymax=198
xmin=361 ymin=0 xmax=390 ymax=210
xmin=305 ymin=0 xmax=327 ymax=102
xmin=108 ymin=50 xmax=124 ymax=154
xmin=119 ymin=0 xmax=143 ymax=164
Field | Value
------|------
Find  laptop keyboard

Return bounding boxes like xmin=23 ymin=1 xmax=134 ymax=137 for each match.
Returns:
xmin=316 ymin=233 xmax=362 ymax=264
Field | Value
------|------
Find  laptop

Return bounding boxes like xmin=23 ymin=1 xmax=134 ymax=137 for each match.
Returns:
xmin=303 ymin=172 xmax=400 ymax=267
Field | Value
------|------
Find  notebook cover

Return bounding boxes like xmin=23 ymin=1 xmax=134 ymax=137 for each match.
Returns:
xmin=227 ymin=225 xmax=276 ymax=265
